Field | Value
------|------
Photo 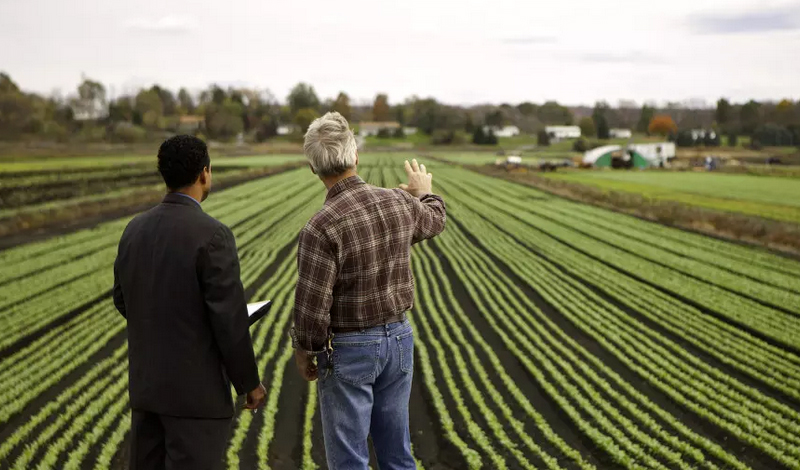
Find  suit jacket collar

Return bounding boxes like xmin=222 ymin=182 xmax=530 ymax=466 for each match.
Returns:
xmin=162 ymin=192 xmax=203 ymax=211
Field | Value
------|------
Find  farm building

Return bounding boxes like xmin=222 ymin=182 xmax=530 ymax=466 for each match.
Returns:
xmin=483 ymin=125 xmax=521 ymax=138
xmin=583 ymin=142 xmax=675 ymax=168
xmin=359 ymin=121 xmax=401 ymax=137
xmin=178 ymin=115 xmax=205 ymax=133
xmin=277 ymin=125 xmax=297 ymax=136
xmin=629 ymin=143 xmax=676 ymax=166
xmin=546 ymin=126 xmax=581 ymax=141
xmin=610 ymin=128 xmax=633 ymax=139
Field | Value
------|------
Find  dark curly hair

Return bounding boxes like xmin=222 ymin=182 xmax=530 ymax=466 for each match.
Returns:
xmin=157 ymin=135 xmax=211 ymax=190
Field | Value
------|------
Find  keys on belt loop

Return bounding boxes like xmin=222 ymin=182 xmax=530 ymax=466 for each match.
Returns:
xmin=326 ymin=333 xmax=335 ymax=358
xmin=324 ymin=332 xmax=334 ymax=378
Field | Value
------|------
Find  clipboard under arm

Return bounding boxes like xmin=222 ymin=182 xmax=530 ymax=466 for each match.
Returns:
xmin=246 ymin=300 xmax=273 ymax=326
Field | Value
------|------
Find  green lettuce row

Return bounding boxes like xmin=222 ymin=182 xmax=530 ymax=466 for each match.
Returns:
xmin=414 ymin=243 xmax=592 ymax=470
xmin=443 ymin=191 xmax=799 ymax=467
xmin=436 ymin=222 xmax=746 ymax=470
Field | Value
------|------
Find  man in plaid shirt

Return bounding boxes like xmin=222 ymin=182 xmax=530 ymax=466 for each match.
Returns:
xmin=291 ymin=112 xmax=446 ymax=469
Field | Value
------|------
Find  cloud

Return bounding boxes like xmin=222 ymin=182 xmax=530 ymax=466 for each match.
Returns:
xmin=125 ymin=16 xmax=198 ymax=34
xmin=501 ymin=36 xmax=558 ymax=45
xmin=691 ymin=6 xmax=800 ymax=34
xmin=578 ymin=52 xmax=663 ymax=65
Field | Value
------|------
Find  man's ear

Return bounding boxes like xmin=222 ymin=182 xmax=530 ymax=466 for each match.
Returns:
xmin=199 ymin=166 xmax=210 ymax=185
xmin=355 ymin=151 xmax=359 ymax=167
xmin=308 ymin=163 xmax=317 ymax=175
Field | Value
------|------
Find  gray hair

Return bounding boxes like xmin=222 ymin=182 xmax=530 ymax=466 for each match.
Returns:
xmin=303 ymin=112 xmax=358 ymax=177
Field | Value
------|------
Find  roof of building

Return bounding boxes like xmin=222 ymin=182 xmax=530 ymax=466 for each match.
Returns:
xmin=359 ymin=121 xmax=401 ymax=129
xmin=583 ymin=145 xmax=621 ymax=164
xmin=179 ymin=115 xmax=205 ymax=124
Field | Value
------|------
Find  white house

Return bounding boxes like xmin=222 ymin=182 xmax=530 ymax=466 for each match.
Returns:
xmin=359 ymin=121 xmax=401 ymax=137
xmin=629 ymin=142 xmax=675 ymax=165
xmin=610 ymin=128 xmax=632 ymax=139
xmin=545 ymin=126 xmax=581 ymax=141
xmin=483 ymin=125 xmax=520 ymax=138
xmin=71 ymin=101 xmax=109 ymax=121
xmin=277 ymin=125 xmax=297 ymax=136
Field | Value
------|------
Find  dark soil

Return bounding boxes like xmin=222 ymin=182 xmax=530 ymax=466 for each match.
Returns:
xmin=267 ymin=360 xmax=307 ymax=470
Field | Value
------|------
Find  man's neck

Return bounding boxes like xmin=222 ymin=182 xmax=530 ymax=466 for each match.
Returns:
xmin=172 ymin=186 xmax=203 ymax=204
xmin=321 ymin=169 xmax=358 ymax=191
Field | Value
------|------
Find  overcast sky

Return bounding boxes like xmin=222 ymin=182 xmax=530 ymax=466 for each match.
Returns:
xmin=1 ymin=0 xmax=798 ymax=107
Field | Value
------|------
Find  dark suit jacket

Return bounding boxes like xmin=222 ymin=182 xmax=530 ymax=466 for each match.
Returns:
xmin=113 ymin=193 xmax=260 ymax=418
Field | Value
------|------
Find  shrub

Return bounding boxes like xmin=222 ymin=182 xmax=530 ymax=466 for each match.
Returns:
xmin=484 ymin=129 xmax=498 ymax=145
xmin=393 ymin=127 xmax=405 ymax=138
xmin=537 ymin=130 xmax=550 ymax=146
xmin=431 ymin=130 xmax=456 ymax=145
xmin=753 ymin=124 xmax=794 ymax=147
xmin=376 ymin=128 xmax=392 ymax=139
xmin=573 ymin=138 xmax=589 ymax=152
xmin=112 ymin=123 xmax=147 ymax=143
xmin=472 ymin=126 xmax=486 ymax=144
xmin=41 ymin=121 xmax=68 ymax=142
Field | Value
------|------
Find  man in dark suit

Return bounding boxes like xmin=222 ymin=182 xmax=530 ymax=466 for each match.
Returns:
xmin=113 ymin=135 xmax=266 ymax=470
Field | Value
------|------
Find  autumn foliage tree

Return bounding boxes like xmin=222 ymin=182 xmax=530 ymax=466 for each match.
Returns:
xmin=648 ymin=115 xmax=678 ymax=137
xmin=372 ymin=94 xmax=390 ymax=121
xmin=332 ymin=92 xmax=352 ymax=120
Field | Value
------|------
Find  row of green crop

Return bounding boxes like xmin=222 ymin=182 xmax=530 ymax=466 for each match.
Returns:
xmin=0 ymin=169 xmax=326 ymax=468
xmin=436 ymin=170 xmax=800 ymax=467
xmin=450 ymin=173 xmax=800 ymax=345
xmin=483 ymin=175 xmax=800 ymax=310
xmin=0 ymin=170 xmax=318 ymax=353
xmin=0 ymin=164 xmax=154 ymax=187
xmin=442 ymin=169 xmax=800 ymax=397
xmin=432 ymin=219 xmax=751 ymax=469
xmin=412 ymin=243 xmax=593 ymax=470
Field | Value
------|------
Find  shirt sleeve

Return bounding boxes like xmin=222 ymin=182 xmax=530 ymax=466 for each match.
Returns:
xmin=291 ymin=226 xmax=337 ymax=355
xmin=406 ymin=193 xmax=447 ymax=244
xmin=198 ymin=225 xmax=260 ymax=395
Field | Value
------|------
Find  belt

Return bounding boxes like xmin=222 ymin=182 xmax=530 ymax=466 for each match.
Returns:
xmin=331 ymin=313 xmax=407 ymax=334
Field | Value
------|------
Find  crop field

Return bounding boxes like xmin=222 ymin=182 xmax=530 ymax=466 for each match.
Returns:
xmin=1 ymin=154 xmax=799 ymax=469
xmin=540 ymin=170 xmax=800 ymax=223
xmin=0 ymin=154 xmax=304 ymax=218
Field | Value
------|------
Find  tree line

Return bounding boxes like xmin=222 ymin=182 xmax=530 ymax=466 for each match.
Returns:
xmin=1 ymin=72 xmax=798 ymax=148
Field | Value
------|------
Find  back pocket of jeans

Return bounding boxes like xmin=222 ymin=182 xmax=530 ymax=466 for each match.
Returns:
xmin=398 ymin=331 xmax=414 ymax=374
xmin=333 ymin=340 xmax=381 ymax=386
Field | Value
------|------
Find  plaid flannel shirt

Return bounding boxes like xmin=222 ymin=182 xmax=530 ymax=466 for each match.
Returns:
xmin=291 ymin=175 xmax=446 ymax=353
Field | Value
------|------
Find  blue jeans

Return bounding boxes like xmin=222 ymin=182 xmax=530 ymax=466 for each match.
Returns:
xmin=316 ymin=320 xmax=416 ymax=470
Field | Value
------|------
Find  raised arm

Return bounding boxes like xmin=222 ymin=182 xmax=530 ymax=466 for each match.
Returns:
xmin=198 ymin=225 xmax=260 ymax=396
xmin=398 ymin=159 xmax=447 ymax=243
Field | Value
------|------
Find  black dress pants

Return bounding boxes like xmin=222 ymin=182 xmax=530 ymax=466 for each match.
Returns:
xmin=130 ymin=410 xmax=232 ymax=470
